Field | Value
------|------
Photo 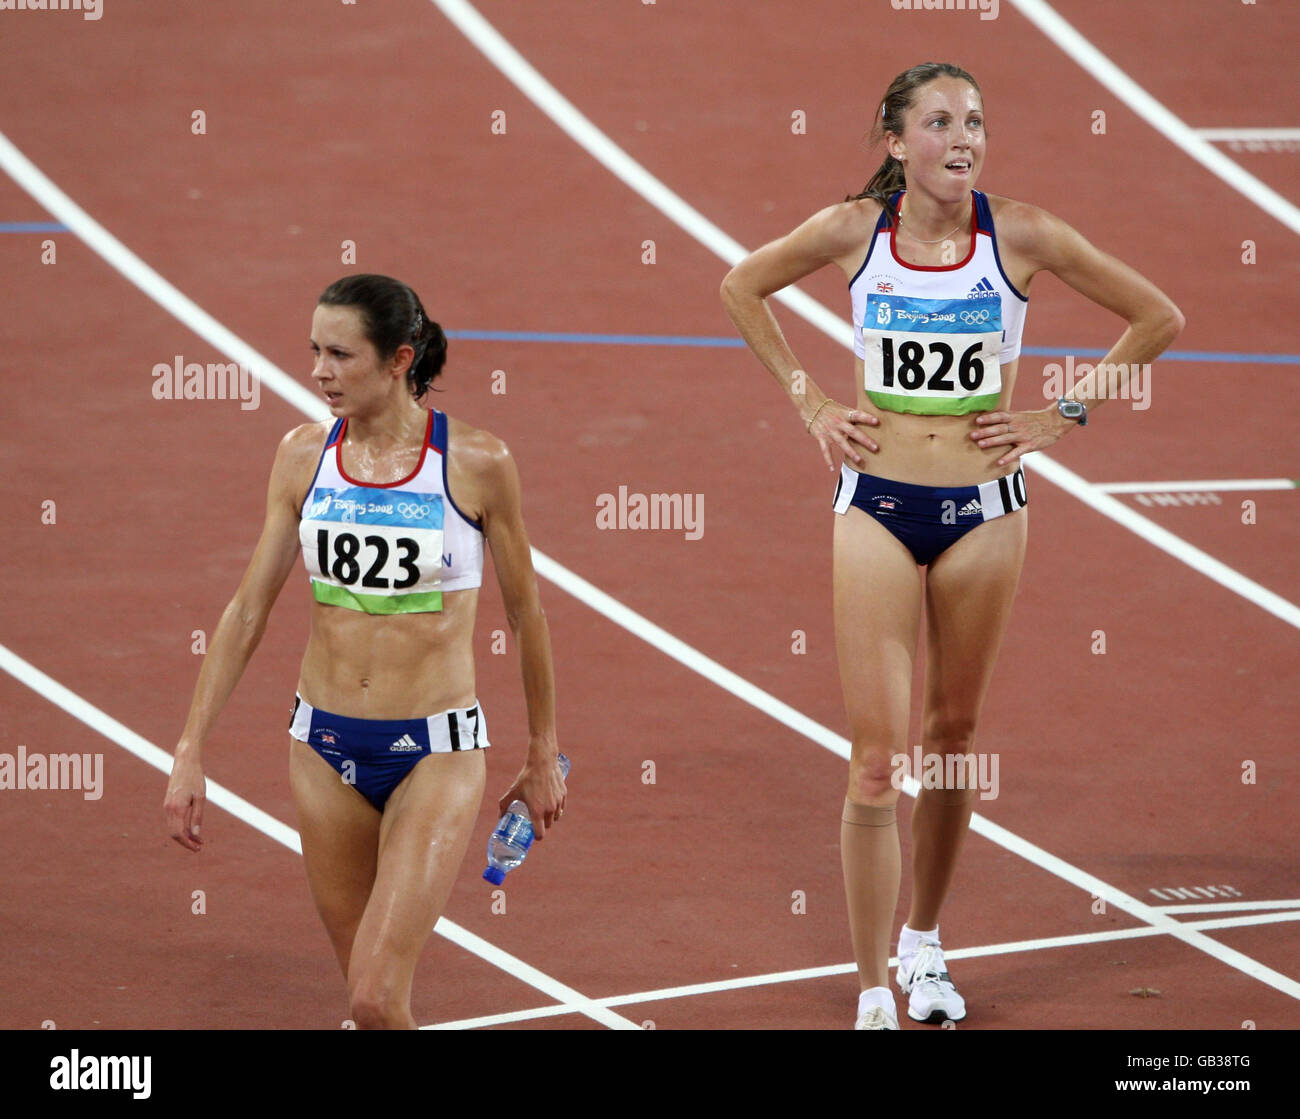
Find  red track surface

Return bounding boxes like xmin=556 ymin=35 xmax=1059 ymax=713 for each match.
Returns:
xmin=1 ymin=0 xmax=1296 ymax=1032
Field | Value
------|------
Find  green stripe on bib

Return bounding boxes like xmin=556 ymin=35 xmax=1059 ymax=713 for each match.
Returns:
xmin=866 ymin=389 xmax=1002 ymax=416
xmin=311 ymin=580 xmax=443 ymax=614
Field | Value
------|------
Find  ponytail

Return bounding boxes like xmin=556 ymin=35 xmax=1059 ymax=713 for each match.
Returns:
xmin=408 ymin=308 xmax=447 ymax=399
xmin=318 ymin=273 xmax=446 ymax=399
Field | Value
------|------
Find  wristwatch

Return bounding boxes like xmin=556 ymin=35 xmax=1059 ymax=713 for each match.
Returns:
xmin=1057 ymin=397 xmax=1088 ymax=426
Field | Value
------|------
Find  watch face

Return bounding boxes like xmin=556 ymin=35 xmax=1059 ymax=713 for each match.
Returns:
xmin=1060 ymin=400 xmax=1084 ymax=417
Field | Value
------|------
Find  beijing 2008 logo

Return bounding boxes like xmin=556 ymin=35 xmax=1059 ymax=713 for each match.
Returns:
xmin=960 ymin=309 xmax=990 ymax=324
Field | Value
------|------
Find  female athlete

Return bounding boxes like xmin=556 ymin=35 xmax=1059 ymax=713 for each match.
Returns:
xmin=163 ymin=274 xmax=567 ymax=1029
xmin=721 ymin=63 xmax=1182 ymax=1029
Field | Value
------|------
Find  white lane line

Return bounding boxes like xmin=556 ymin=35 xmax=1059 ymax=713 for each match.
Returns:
xmin=427 ymin=0 xmax=1300 ymax=635
xmin=0 ymin=642 xmax=641 ymax=1031
xmin=1154 ymin=900 xmax=1300 ymax=915
xmin=423 ymin=0 xmax=1300 ymax=1004
xmin=532 ymin=552 xmax=849 ymax=759
xmin=0 ymin=131 xmax=328 ymax=425
xmin=1097 ymin=479 xmax=1297 ymax=494
xmin=1027 ymin=455 xmax=1300 ymax=629
xmin=1194 ymin=128 xmax=1300 ymax=142
xmin=1006 ymin=0 xmax=1300 ymax=236
xmin=427 ymin=909 xmax=1300 ymax=1029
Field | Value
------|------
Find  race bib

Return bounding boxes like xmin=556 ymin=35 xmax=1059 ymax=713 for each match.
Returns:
xmin=863 ymin=294 xmax=1003 ymax=415
xmin=301 ymin=486 xmax=445 ymax=614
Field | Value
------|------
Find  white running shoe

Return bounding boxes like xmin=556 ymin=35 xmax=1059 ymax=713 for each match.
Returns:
xmin=896 ymin=939 xmax=966 ymax=1023
xmin=854 ymin=1005 xmax=900 ymax=1030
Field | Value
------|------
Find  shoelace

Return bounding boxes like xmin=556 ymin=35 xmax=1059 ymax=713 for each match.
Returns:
xmin=907 ymin=941 xmax=954 ymax=995
xmin=857 ymin=1006 xmax=895 ymax=1029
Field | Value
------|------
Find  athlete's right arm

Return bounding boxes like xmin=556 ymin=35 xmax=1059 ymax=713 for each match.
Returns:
xmin=163 ymin=423 xmax=322 ymax=852
xmin=719 ymin=200 xmax=880 ymax=471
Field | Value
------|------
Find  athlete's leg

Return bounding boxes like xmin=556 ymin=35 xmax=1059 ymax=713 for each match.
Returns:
xmin=288 ymin=737 xmax=382 ymax=979
xmin=345 ymin=748 xmax=486 ymax=1029
xmin=908 ymin=506 xmax=1028 ymax=931
xmin=834 ymin=506 xmax=924 ymax=993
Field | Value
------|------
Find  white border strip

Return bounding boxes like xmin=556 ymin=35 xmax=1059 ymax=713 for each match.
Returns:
xmin=427 ymin=0 xmax=1300 ymax=636
xmin=428 ymin=909 xmax=1300 ymax=1029
xmin=1194 ymin=128 xmax=1300 ymax=142
xmin=0 ymin=641 xmax=641 ymax=1031
xmin=1006 ymin=0 xmax=1300 ymax=235
xmin=1154 ymin=900 xmax=1300 ymax=915
xmin=1097 ymin=479 xmax=1296 ymax=494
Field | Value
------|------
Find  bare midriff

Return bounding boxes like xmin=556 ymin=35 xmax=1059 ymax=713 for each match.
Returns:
xmin=296 ymin=585 xmax=479 ymax=720
xmin=851 ymin=354 xmax=1021 ymax=487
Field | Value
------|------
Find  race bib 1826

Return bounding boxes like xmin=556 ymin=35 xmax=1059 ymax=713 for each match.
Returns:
xmin=862 ymin=294 xmax=1003 ymax=416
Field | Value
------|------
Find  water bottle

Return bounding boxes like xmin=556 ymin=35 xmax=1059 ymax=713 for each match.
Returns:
xmin=482 ymin=753 xmax=570 ymax=885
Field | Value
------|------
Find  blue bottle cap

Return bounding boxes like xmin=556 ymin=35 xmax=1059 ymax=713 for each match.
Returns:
xmin=482 ymin=865 xmax=506 ymax=886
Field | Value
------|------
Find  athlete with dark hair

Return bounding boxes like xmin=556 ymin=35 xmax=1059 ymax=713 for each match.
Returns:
xmin=164 ymin=274 xmax=567 ymax=1028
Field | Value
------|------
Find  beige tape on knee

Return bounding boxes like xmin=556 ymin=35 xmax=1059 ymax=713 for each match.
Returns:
xmin=842 ymin=798 xmax=897 ymax=827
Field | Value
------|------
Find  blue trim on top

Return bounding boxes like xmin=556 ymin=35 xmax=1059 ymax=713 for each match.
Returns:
xmin=847 ymin=192 xmax=898 ymax=289
xmin=435 ymin=410 xmax=484 ymax=534
xmin=981 ymin=194 xmax=1029 ymax=304
xmin=300 ymin=418 xmax=345 ymax=518
xmin=973 ymin=190 xmax=995 ymax=235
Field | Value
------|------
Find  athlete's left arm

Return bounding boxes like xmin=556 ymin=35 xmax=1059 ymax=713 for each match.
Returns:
xmin=473 ymin=433 xmax=567 ymax=839
xmin=972 ymin=202 xmax=1185 ymax=465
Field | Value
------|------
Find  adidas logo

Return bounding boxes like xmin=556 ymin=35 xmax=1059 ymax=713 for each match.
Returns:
xmin=956 ymin=498 xmax=982 ymax=517
xmin=389 ymin=734 xmax=421 ymax=753
xmin=967 ymin=276 xmax=998 ymax=299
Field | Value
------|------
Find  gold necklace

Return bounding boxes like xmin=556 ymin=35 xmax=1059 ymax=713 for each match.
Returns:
xmin=898 ymin=215 xmax=966 ymax=244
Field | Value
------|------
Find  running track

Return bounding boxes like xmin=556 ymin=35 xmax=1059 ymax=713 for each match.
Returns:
xmin=0 ymin=0 xmax=1296 ymax=1032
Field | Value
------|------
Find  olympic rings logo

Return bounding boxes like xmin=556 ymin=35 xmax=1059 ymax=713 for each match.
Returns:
xmin=396 ymin=501 xmax=430 ymax=519
xmin=960 ymin=309 xmax=990 ymax=324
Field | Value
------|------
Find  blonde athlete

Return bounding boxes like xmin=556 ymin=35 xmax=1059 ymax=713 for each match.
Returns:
xmin=164 ymin=274 xmax=567 ymax=1029
xmin=722 ymin=63 xmax=1182 ymax=1029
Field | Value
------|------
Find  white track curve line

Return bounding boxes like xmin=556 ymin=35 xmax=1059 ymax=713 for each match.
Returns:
xmin=1006 ymin=0 xmax=1300 ymax=235
xmin=0 ymin=642 xmax=641 ymax=1030
xmin=424 ymin=0 xmax=1300 ymax=1005
xmin=1195 ymin=128 xmax=1300 ymax=143
xmin=428 ymin=908 xmax=1300 ymax=1028
xmin=427 ymin=0 xmax=1300 ymax=634
xmin=1097 ymin=479 xmax=1296 ymax=494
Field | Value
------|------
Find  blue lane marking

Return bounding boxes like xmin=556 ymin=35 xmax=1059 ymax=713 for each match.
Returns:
xmin=444 ymin=329 xmax=1299 ymax=366
xmin=447 ymin=329 xmax=742 ymax=348
xmin=0 ymin=222 xmax=70 ymax=233
xmin=1019 ymin=345 xmax=1298 ymax=366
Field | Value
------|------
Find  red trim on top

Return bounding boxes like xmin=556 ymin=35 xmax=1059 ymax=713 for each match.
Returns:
xmin=888 ymin=192 xmax=978 ymax=272
xmin=335 ymin=410 xmax=434 ymax=489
